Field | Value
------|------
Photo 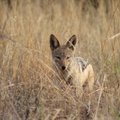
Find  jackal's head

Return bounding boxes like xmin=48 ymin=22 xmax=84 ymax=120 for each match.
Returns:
xmin=50 ymin=34 xmax=77 ymax=71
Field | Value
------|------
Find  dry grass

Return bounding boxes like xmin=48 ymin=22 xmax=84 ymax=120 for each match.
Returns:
xmin=0 ymin=0 xmax=120 ymax=120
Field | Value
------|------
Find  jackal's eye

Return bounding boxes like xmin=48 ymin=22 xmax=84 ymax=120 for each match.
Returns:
xmin=66 ymin=56 xmax=70 ymax=59
xmin=55 ymin=56 xmax=61 ymax=60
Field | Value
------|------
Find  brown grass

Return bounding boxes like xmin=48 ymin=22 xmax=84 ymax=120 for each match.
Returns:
xmin=0 ymin=0 xmax=120 ymax=120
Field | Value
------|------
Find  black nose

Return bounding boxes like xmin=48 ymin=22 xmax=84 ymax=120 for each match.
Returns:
xmin=62 ymin=66 xmax=66 ymax=70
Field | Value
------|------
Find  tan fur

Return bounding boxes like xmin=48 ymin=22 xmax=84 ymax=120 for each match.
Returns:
xmin=50 ymin=34 xmax=95 ymax=91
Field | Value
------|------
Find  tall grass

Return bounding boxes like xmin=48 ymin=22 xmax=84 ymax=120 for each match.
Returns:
xmin=0 ymin=0 xmax=120 ymax=119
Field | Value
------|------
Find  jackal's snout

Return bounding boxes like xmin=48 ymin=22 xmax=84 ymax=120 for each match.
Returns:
xmin=61 ymin=66 xmax=66 ymax=70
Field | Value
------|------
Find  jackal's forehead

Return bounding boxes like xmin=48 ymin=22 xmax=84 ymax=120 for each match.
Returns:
xmin=52 ymin=45 xmax=74 ymax=57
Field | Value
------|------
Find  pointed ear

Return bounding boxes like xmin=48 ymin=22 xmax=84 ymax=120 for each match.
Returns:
xmin=50 ymin=34 xmax=60 ymax=51
xmin=66 ymin=35 xmax=77 ymax=50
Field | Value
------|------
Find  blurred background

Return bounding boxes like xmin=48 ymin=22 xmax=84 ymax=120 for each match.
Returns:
xmin=0 ymin=0 xmax=120 ymax=120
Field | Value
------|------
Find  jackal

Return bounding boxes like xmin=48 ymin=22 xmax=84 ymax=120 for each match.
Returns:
xmin=50 ymin=34 xmax=94 ymax=91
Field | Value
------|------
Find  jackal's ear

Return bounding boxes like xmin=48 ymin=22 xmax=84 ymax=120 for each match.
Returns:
xmin=66 ymin=35 xmax=77 ymax=50
xmin=50 ymin=34 xmax=60 ymax=51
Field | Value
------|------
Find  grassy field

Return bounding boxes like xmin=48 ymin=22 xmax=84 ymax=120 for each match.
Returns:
xmin=0 ymin=0 xmax=120 ymax=120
